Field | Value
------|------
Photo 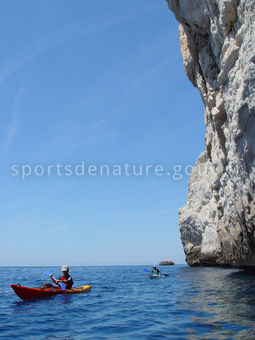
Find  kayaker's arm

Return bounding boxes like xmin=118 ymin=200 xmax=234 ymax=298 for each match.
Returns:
xmin=49 ymin=274 xmax=60 ymax=284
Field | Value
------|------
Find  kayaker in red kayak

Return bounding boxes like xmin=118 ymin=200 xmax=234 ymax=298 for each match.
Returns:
xmin=50 ymin=265 xmax=74 ymax=289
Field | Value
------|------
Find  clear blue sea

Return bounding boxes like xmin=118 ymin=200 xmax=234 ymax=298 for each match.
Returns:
xmin=1 ymin=265 xmax=255 ymax=339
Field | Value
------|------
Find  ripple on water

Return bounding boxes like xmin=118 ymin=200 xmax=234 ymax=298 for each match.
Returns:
xmin=1 ymin=265 xmax=255 ymax=339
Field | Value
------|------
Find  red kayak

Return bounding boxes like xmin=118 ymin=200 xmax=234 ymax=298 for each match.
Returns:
xmin=10 ymin=284 xmax=92 ymax=300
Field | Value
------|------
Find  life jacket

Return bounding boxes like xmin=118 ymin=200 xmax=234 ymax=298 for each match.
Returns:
xmin=60 ymin=274 xmax=74 ymax=289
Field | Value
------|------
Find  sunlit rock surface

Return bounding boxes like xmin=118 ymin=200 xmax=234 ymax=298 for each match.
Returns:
xmin=167 ymin=0 xmax=255 ymax=268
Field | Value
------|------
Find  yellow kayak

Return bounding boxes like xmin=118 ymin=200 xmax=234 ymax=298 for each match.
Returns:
xmin=64 ymin=285 xmax=92 ymax=295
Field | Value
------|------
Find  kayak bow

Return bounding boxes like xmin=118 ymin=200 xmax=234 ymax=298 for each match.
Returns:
xmin=149 ymin=273 xmax=162 ymax=279
xmin=10 ymin=284 xmax=92 ymax=300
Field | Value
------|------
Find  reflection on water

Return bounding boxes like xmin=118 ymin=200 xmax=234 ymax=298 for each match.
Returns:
xmin=1 ymin=265 xmax=255 ymax=339
xmin=172 ymin=267 xmax=255 ymax=338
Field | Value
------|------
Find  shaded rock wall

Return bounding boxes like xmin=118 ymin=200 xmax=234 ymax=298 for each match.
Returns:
xmin=166 ymin=0 xmax=255 ymax=268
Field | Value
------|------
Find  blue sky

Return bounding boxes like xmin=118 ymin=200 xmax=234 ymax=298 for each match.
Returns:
xmin=0 ymin=0 xmax=204 ymax=266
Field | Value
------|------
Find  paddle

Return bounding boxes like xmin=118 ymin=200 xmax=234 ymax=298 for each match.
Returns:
xmin=44 ymin=270 xmax=51 ymax=275
xmin=59 ymin=282 xmax=66 ymax=291
xmin=144 ymin=268 xmax=169 ymax=276
xmin=43 ymin=270 xmax=66 ymax=291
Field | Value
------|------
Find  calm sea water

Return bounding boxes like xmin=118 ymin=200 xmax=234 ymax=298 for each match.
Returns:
xmin=1 ymin=265 xmax=255 ymax=339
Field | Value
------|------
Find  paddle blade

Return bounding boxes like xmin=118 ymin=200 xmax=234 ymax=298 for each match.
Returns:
xmin=59 ymin=282 xmax=66 ymax=291
xmin=44 ymin=270 xmax=51 ymax=275
xmin=144 ymin=269 xmax=149 ymax=272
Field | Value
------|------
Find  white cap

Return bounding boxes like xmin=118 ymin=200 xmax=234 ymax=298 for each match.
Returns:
xmin=61 ymin=265 xmax=69 ymax=272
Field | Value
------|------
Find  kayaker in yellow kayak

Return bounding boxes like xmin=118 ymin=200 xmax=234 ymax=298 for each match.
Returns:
xmin=50 ymin=265 xmax=74 ymax=289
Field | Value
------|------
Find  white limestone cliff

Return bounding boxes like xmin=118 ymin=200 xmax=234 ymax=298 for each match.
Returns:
xmin=166 ymin=0 xmax=255 ymax=268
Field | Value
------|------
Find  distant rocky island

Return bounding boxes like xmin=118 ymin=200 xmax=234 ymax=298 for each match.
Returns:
xmin=159 ymin=260 xmax=175 ymax=266
xmin=167 ymin=0 xmax=255 ymax=269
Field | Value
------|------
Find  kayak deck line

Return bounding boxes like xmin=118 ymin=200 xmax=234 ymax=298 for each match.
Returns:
xmin=10 ymin=284 xmax=92 ymax=300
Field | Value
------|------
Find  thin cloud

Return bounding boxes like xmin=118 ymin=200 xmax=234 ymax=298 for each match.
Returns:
xmin=111 ymin=208 xmax=175 ymax=219
xmin=45 ymin=225 xmax=69 ymax=232
xmin=127 ymin=58 xmax=171 ymax=91
xmin=169 ymin=121 xmax=203 ymax=139
xmin=2 ymin=88 xmax=25 ymax=155
xmin=33 ymin=117 xmax=114 ymax=159
xmin=7 ymin=220 xmax=70 ymax=232
xmin=0 ymin=4 xmax=165 ymax=85
xmin=66 ymin=30 xmax=174 ymax=122
xmin=83 ymin=208 xmax=175 ymax=222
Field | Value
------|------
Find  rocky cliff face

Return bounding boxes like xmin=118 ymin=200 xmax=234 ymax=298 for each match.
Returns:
xmin=166 ymin=0 xmax=255 ymax=268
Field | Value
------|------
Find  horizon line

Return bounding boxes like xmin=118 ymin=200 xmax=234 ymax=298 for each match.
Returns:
xmin=0 ymin=263 xmax=185 ymax=267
